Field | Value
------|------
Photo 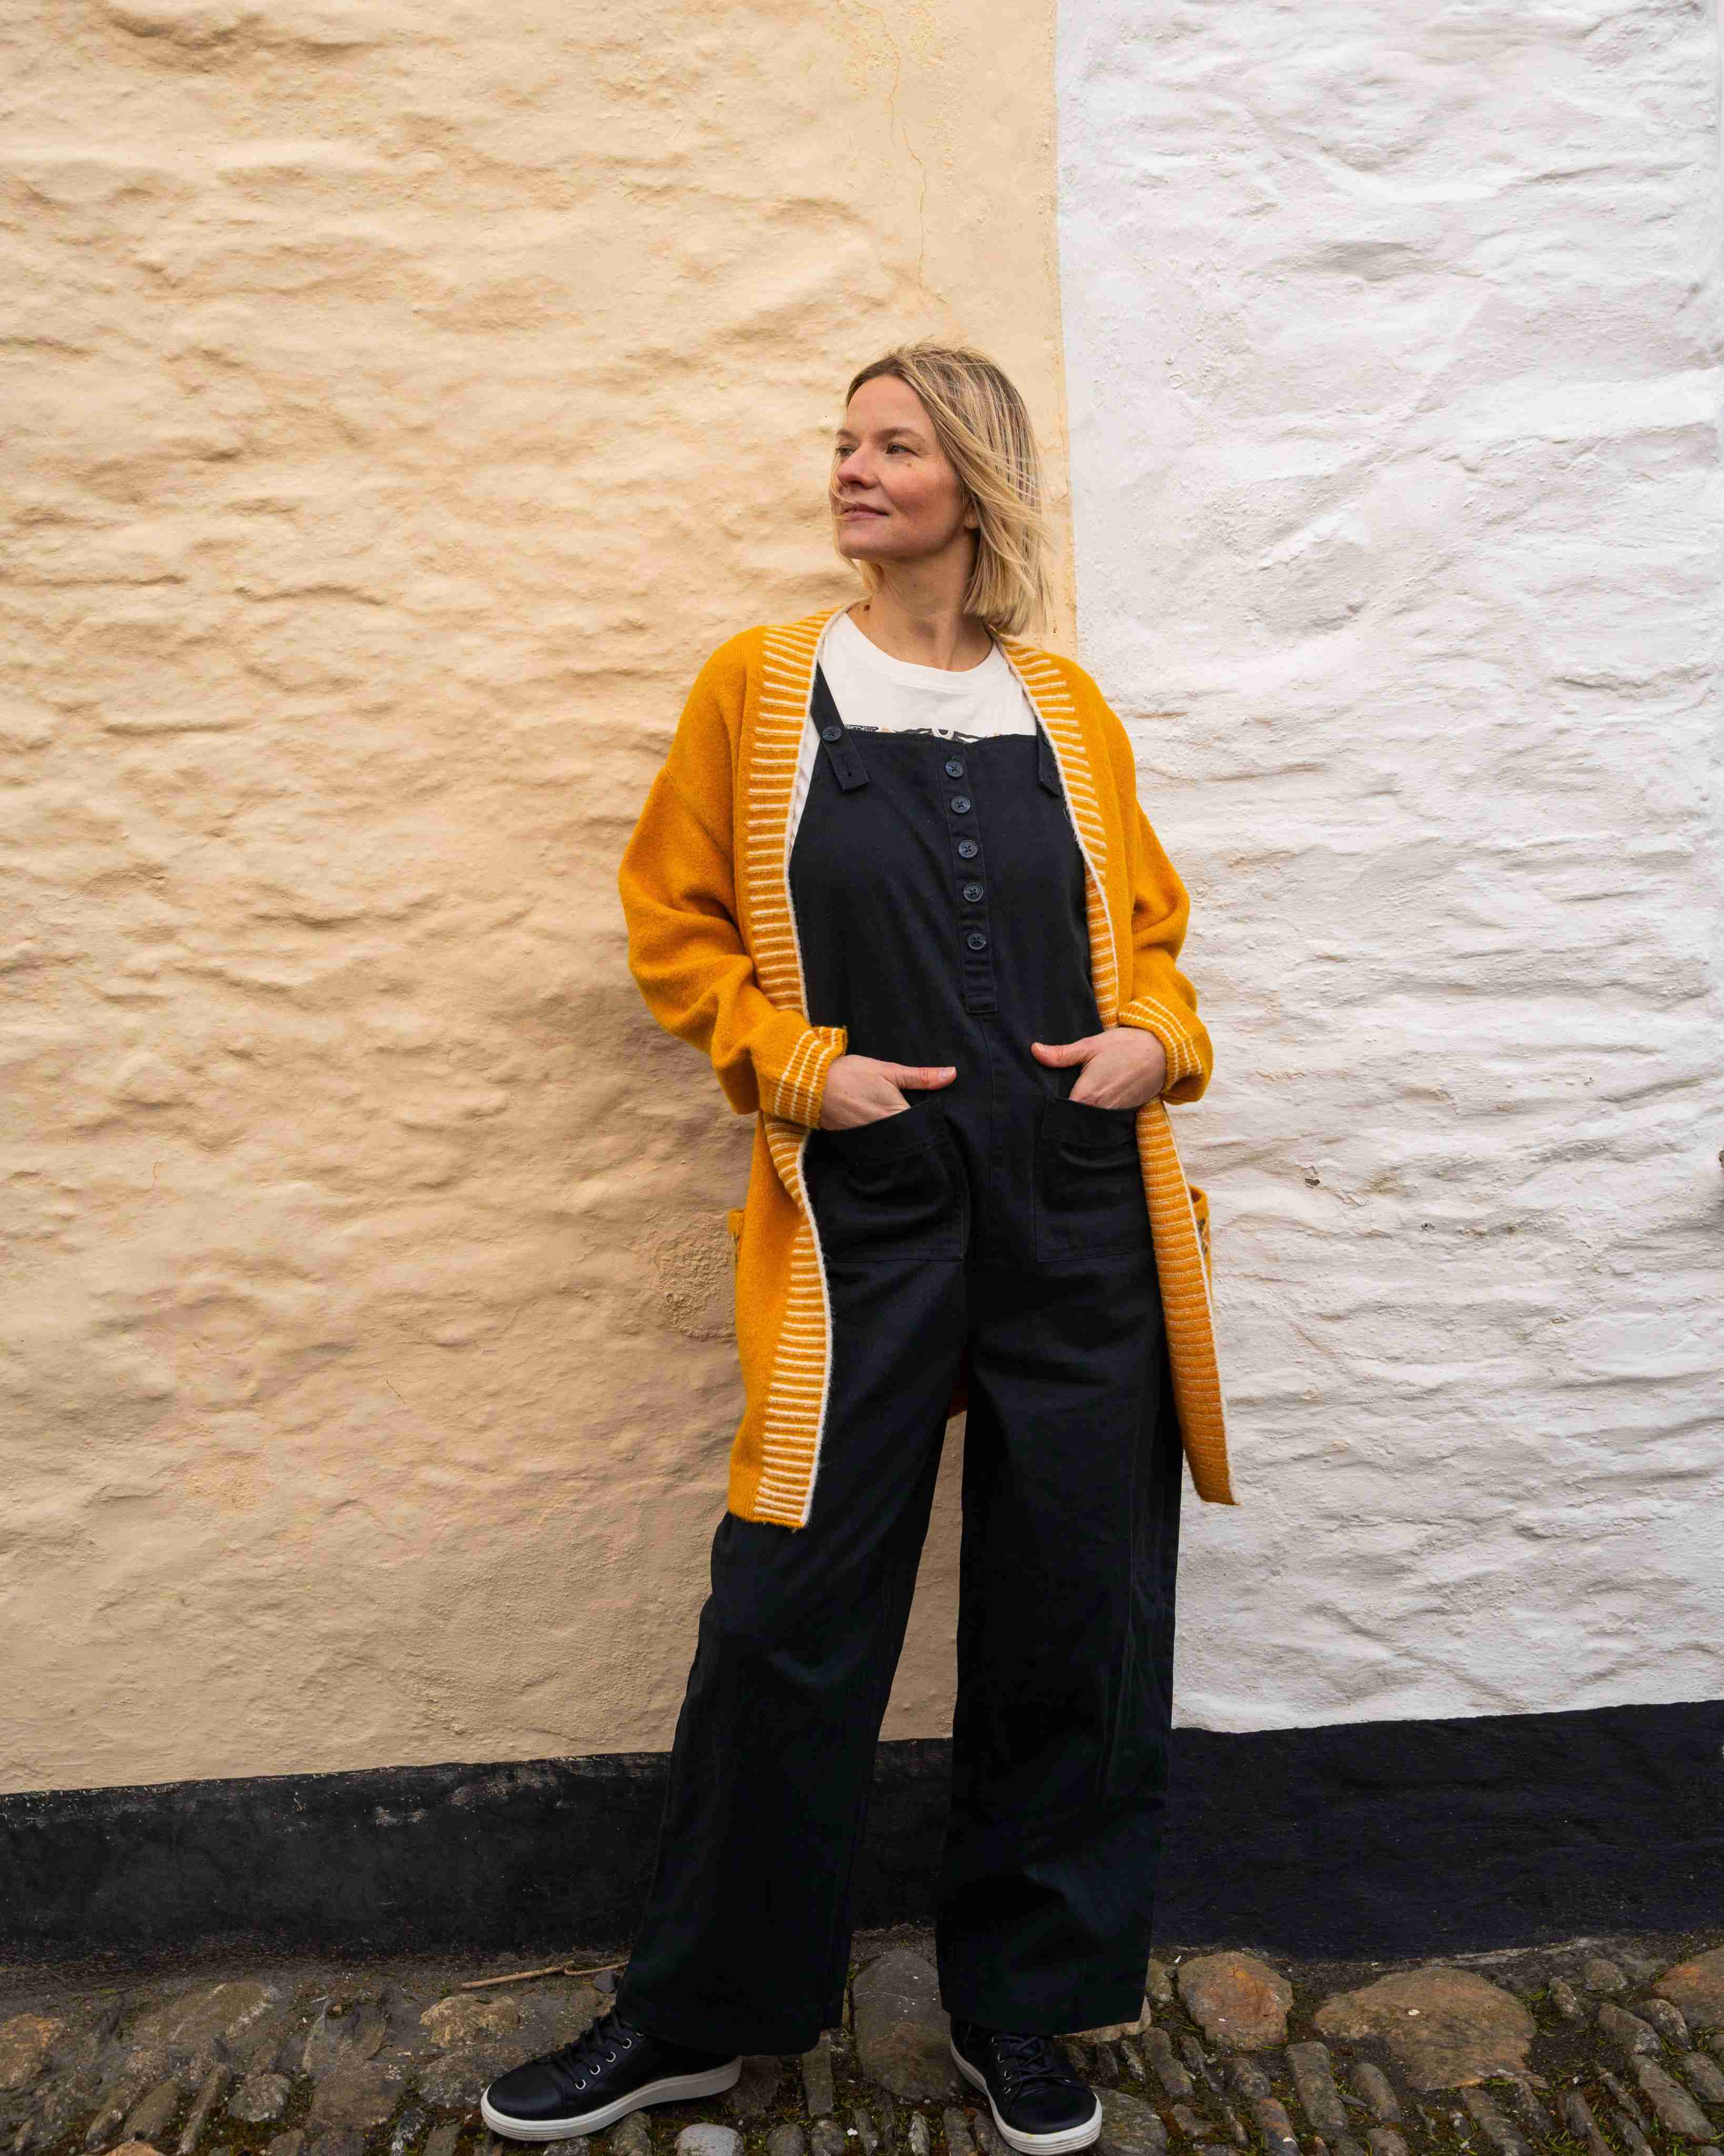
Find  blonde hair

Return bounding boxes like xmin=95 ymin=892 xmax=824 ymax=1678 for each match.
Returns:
xmin=837 ymin=343 xmax=1056 ymax=637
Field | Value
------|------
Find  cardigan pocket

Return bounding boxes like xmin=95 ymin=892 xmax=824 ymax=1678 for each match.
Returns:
xmin=806 ymin=1097 xmax=964 ymax=1263
xmin=1033 ymin=1095 xmax=1153 ymax=1263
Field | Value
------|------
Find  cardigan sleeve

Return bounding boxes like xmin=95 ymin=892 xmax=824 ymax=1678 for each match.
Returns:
xmin=1075 ymin=669 xmax=1214 ymax=1105
xmin=1116 ymin=798 xmax=1214 ymax=1104
xmin=617 ymin=640 xmax=848 ymax=1126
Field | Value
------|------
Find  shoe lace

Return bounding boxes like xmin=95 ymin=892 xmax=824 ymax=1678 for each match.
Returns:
xmin=988 ymin=2030 xmax=1084 ymax=2096
xmin=542 ymin=2015 xmax=639 ymax=2097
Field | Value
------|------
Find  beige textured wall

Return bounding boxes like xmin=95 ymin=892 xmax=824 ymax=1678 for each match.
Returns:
xmin=2 ymin=0 xmax=1070 ymax=1791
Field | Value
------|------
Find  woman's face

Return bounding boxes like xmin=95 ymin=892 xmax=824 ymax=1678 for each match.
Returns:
xmin=830 ymin=375 xmax=977 ymax=567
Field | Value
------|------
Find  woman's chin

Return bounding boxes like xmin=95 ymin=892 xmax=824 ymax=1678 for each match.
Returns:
xmin=834 ymin=516 xmax=897 ymax=553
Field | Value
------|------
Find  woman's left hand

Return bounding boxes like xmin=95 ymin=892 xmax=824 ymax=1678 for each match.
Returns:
xmin=1029 ymin=1027 xmax=1167 ymax=1107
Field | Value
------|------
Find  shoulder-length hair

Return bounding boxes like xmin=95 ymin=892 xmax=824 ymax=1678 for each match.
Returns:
xmin=838 ymin=343 xmax=1056 ymax=638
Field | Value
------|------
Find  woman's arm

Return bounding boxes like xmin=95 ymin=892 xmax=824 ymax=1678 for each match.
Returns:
xmin=1073 ymin=665 xmax=1214 ymax=1104
xmin=1116 ymin=796 xmax=1214 ymax=1104
xmin=617 ymin=638 xmax=848 ymax=1126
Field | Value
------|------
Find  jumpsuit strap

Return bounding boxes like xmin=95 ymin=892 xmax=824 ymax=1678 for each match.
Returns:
xmin=810 ymin=665 xmax=870 ymax=793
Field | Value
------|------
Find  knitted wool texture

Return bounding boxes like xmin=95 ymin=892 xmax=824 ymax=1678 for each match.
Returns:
xmin=617 ymin=605 xmax=1236 ymax=1525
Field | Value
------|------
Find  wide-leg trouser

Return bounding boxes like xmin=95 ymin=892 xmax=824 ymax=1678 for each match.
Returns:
xmin=616 ymin=1092 xmax=1181 ymax=2055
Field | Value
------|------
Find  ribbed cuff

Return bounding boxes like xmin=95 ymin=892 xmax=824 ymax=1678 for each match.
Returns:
xmin=758 ymin=1022 xmax=848 ymax=1125
xmin=1118 ymin=995 xmax=1204 ymax=1093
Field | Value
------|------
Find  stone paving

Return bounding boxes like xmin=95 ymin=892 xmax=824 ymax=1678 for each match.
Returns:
xmin=5 ymin=1924 xmax=1724 ymax=2156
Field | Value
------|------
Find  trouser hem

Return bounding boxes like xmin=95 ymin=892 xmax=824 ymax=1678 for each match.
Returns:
xmin=616 ymin=1980 xmax=826 ymax=2060
xmin=938 ymin=1968 xmax=1149 ymax=2039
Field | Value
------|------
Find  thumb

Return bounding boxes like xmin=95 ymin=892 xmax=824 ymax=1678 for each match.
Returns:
xmin=1030 ymin=1036 xmax=1096 ymax=1066
xmin=887 ymin=1063 xmax=957 ymax=1091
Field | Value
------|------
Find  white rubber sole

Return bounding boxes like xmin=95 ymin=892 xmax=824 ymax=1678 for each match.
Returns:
xmin=480 ymin=2060 xmax=741 ymax=2142
xmin=951 ymin=2041 xmax=1103 ymax=2155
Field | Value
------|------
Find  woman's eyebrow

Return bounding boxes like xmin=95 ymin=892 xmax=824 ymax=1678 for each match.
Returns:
xmin=833 ymin=424 xmax=925 ymax=444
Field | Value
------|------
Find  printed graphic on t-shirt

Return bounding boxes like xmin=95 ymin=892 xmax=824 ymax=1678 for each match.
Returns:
xmin=840 ymin=723 xmax=995 ymax=741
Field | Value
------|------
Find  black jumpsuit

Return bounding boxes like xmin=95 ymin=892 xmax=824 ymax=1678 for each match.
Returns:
xmin=616 ymin=664 xmax=1181 ymax=2053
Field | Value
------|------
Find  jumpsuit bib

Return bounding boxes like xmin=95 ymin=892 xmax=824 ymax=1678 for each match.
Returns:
xmin=616 ymin=663 xmax=1182 ymax=2052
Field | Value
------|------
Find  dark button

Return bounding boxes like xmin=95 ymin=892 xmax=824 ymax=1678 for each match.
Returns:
xmin=950 ymin=795 xmax=971 ymax=814
xmin=962 ymin=881 xmax=984 ymax=903
xmin=965 ymin=930 xmax=988 ymax=952
xmin=956 ymin=839 xmax=979 ymax=860
xmin=944 ymin=757 xmax=965 ymax=777
xmin=820 ymin=724 xmax=842 ymax=741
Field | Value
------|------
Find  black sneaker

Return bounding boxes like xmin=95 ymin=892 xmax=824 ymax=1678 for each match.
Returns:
xmin=480 ymin=2013 xmax=740 ymax=2141
xmin=949 ymin=2018 xmax=1102 ymax=2155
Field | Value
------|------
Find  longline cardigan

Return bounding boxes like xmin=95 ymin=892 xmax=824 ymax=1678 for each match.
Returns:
xmin=616 ymin=604 xmax=1237 ymax=1527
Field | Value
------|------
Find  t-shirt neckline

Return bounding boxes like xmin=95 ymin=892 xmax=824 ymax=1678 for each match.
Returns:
xmin=830 ymin=607 xmax=1003 ymax=690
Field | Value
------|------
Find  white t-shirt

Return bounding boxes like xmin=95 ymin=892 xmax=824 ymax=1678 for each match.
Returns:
xmin=788 ymin=608 xmax=1039 ymax=853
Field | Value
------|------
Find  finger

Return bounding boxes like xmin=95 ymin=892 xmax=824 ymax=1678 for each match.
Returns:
xmin=1029 ymin=1038 xmax=1091 ymax=1064
xmin=889 ymin=1064 xmax=957 ymax=1090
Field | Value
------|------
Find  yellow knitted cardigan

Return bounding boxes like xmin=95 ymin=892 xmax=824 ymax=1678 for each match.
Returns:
xmin=618 ymin=604 xmax=1236 ymax=1526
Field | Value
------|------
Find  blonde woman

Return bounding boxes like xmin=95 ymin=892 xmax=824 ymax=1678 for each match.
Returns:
xmin=482 ymin=345 xmax=1234 ymax=2154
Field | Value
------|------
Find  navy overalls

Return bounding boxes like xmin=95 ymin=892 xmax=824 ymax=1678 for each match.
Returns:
xmin=617 ymin=664 xmax=1181 ymax=2052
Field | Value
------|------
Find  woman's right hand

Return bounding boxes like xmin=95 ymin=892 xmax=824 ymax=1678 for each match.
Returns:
xmin=819 ymin=1054 xmax=957 ymax=1130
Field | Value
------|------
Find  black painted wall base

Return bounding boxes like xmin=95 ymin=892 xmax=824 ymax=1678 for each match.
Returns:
xmin=3 ymin=1702 xmax=1720 ymax=1966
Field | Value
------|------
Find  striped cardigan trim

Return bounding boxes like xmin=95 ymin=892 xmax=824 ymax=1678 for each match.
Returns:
xmin=760 ymin=1023 xmax=848 ymax=1123
xmin=994 ymin=635 xmax=1121 ymax=1028
xmin=1119 ymin=993 xmax=1205 ymax=1087
xmin=1137 ymin=1100 xmax=1230 ymax=1499
xmin=744 ymin=610 xmax=844 ymax=1527
xmin=740 ymin=607 xmax=1230 ymax=1525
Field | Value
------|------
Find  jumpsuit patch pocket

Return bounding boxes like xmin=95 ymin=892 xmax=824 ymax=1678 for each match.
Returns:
xmin=1033 ymin=1095 xmax=1152 ymax=1263
xmin=807 ymin=1099 xmax=965 ymax=1263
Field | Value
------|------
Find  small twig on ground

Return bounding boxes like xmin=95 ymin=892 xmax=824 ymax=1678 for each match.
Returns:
xmin=462 ymin=1958 xmax=627 ymax=1991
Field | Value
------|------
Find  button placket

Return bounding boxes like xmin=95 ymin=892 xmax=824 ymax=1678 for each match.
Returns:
xmin=939 ymin=742 xmax=996 ymax=1012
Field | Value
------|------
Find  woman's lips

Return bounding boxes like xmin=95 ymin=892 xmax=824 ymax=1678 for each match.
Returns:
xmin=838 ymin=503 xmax=887 ymax=516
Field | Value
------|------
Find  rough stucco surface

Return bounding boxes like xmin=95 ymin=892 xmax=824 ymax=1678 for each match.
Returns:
xmin=1058 ymin=1 xmax=1724 ymax=1731
xmin=1 ymin=0 xmax=1070 ymax=1790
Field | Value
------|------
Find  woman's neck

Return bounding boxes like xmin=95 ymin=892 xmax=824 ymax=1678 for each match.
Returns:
xmin=846 ymin=580 xmax=995 ymax=673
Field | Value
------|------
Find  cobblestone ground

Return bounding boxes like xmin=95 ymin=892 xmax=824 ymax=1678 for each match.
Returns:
xmin=5 ymin=1923 xmax=1724 ymax=2156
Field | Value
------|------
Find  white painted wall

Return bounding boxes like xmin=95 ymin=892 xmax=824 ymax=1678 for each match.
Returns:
xmin=1056 ymin=0 xmax=1724 ymax=1732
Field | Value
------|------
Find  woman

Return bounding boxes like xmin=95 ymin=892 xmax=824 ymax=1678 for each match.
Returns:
xmin=482 ymin=344 xmax=1236 ymax=2155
